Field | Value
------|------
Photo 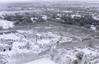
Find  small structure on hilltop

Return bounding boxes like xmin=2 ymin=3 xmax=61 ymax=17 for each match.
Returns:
xmin=71 ymin=14 xmax=82 ymax=19
xmin=41 ymin=15 xmax=48 ymax=21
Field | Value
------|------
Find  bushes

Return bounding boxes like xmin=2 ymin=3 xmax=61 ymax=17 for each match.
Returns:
xmin=50 ymin=48 xmax=99 ymax=64
xmin=61 ymin=15 xmax=99 ymax=26
xmin=0 ymin=54 xmax=8 ymax=64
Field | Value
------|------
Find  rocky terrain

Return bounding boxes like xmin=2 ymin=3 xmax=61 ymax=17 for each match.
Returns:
xmin=0 ymin=21 xmax=98 ymax=64
xmin=0 ymin=1 xmax=99 ymax=64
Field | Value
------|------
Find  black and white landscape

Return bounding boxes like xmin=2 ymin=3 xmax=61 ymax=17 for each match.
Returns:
xmin=0 ymin=0 xmax=99 ymax=64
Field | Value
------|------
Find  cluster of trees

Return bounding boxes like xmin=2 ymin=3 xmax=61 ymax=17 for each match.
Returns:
xmin=2 ymin=12 xmax=45 ymax=25
xmin=57 ymin=15 xmax=99 ymax=27
xmin=1 ymin=11 xmax=99 ymax=28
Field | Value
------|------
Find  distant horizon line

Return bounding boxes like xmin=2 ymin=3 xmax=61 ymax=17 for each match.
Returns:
xmin=0 ymin=0 xmax=99 ymax=4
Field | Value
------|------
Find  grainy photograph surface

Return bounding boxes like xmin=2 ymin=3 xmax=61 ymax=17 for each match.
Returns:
xmin=0 ymin=0 xmax=99 ymax=64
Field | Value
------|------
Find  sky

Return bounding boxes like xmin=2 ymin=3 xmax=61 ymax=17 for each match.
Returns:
xmin=0 ymin=0 xmax=99 ymax=3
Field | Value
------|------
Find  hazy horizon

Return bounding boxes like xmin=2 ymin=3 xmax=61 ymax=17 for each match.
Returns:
xmin=0 ymin=0 xmax=99 ymax=3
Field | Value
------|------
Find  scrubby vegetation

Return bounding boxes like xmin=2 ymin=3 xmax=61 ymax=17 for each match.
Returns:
xmin=0 ymin=1 xmax=99 ymax=64
xmin=0 ymin=8 xmax=99 ymax=29
xmin=50 ymin=47 xmax=99 ymax=64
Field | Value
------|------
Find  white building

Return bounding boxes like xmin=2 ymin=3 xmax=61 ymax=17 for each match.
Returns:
xmin=71 ymin=14 xmax=82 ymax=19
xmin=90 ymin=25 xmax=96 ymax=32
xmin=92 ymin=15 xmax=99 ymax=21
xmin=41 ymin=15 xmax=48 ymax=20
